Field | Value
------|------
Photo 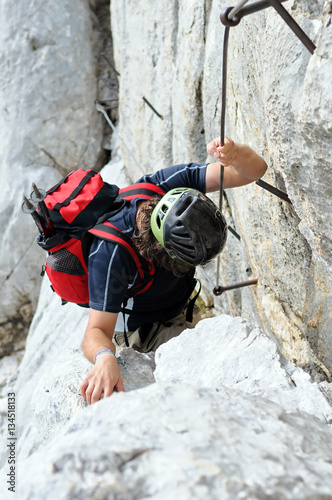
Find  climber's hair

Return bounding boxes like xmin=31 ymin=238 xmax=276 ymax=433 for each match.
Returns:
xmin=133 ymin=196 xmax=190 ymax=277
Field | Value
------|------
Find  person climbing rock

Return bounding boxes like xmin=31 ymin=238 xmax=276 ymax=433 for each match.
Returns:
xmin=80 ymin=136 xmax=267 ymax=404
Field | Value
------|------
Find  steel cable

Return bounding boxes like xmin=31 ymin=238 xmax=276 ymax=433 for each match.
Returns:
xmin=213 ymin=15 xmax=259 ymax=296
xmin=214 ymin=26 xmax=230 ymax=293
xmin=218 ymin=25 xmax=230 ymax=211
xmin=228 ymin=0 xmax=251 ymax=20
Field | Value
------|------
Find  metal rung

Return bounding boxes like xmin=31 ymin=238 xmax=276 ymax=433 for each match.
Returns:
xmin=256 ymin=179 xmax=292 ymax=204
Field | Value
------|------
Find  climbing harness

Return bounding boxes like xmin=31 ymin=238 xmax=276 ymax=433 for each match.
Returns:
xmin=212 ymin=0 xmax=316 ymax=296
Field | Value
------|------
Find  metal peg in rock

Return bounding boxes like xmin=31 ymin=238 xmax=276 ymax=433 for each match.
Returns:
xmin=213 ymin=278 xmax=258 ymax=296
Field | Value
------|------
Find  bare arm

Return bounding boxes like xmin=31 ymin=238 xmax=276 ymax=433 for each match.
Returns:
xmin=80 ymin=309 xmax=124 ymax=404
xmin=205 ymin=137 xmax=267 ymax=192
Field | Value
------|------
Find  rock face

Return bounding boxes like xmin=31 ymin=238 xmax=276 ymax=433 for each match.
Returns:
xmin=110 ymin=0 xmax=332 ymax=378
xmin=1 ymin=284 xmax=332 ymax=498
xmin=0 ymin=0 xmax=108 ymax=356
xmin=0 ymin=0 xmax=331 ymax=382
xmin=1 ymin=2 xmax=332 ymax=494
xmin=155 ymin=315 xmax=332 ymax=422
xmin=1 ymin=158 xmax=143 ymax=464
xmin=7 ymin=384 xmax=332 ymax=500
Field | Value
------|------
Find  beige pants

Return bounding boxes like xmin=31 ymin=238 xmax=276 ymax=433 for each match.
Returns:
xmin=113 ymin=303 xmax=201 ymax=353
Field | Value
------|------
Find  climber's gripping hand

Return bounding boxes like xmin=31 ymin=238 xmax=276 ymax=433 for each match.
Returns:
xmin=80 ymin=352 xmax=124 ymax=405
xmin=80 ymin=309 xmax=124 ymax=405
xmin=207 ymin=137 xmax=239 ymax=167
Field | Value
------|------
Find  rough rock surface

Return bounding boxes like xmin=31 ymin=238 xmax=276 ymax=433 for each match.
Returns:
xmin=0 ymin=0 xmax=108 ymax=356
xmin=110 ymin=0 xmax=332 ymax=377
xmin=1 ymin=273 xmax=332 ymax=497
xmin=3 ymin=157 xmax=137 ymax=463
xmin=1 ymin=2 xmax=332 ymax=494
xmin=19 ymin=346 xmax=155 ymax=459
xmin=0 ymin=352 xmax=24 ymax=443
xmin=3 ymin=384 xmax=332 ymax=500
xmin=0 ymin=269 xmax=156 ymax=471
xmin=0 ymin=0 xmax=331 ymax=383
xmin=155 ymin=315 xmax=332 ymax=423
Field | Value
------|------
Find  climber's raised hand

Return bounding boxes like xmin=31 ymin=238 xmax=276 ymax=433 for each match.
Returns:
xmin=207 ymin=137 xmax=239 ymax=167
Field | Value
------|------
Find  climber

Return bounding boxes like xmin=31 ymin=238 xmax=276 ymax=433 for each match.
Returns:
xmin=80 ymin=136 xmax=267 ymax=405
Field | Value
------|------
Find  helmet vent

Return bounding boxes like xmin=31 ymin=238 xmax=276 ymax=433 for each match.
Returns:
xmin=156 ymin=204 xmax=169 ymax=229
xmin=179 ymin=243 xmax=195 ymax=251
xmin=175 ymin=196 xmax=193 ymax=216
xmin=151 ymin=186 xmax=227 ymax=267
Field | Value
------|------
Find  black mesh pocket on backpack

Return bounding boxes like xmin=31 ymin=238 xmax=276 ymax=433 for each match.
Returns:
xmin=46 ymin=248 xmax=85 ymax=276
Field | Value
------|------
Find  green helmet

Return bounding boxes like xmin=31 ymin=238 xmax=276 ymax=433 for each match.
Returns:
xmin=151 ymin=187 xmax=227 ymax=266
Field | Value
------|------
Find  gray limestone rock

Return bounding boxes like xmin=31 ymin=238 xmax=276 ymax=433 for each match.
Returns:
xmin=0 ymin=0 xmax=331 ymax=385
xmin=110 ymin=0 xmax=332 ymax=377
xmin=155 ymin=315 xmax=332 ymax=423
xmin=3 ymin=383 xmax=332 ymax=500
xmin=1 ymin=268 xmax=332 ymax=497
xmin=0 ymin=0 xmax=104 ymax=355
xmin=5 ymin=169 xmax=154 ymax=461
xmin=1 ymin=2 xmax=332 ymax=495
xmin=24 ymin=347 xmax=155 ymax=457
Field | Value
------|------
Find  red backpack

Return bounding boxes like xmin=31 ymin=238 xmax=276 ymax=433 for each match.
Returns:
xmin=24 ymin=169 xmax=165 ymax=307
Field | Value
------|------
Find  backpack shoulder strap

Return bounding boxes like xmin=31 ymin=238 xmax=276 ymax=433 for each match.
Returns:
xmin=88 ymin=183 xmax=165 ymax=296
xmin=117 ymin=182 xmax=165 ymax=201
xmin=95 ymin=182 xmax=166 ymax=225
xmin=88 ymin=221 xmax=155 ymax=296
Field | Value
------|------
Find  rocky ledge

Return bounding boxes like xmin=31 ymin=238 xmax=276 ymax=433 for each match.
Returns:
xmin=1 ymin=264 xmax=332 ymax=498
